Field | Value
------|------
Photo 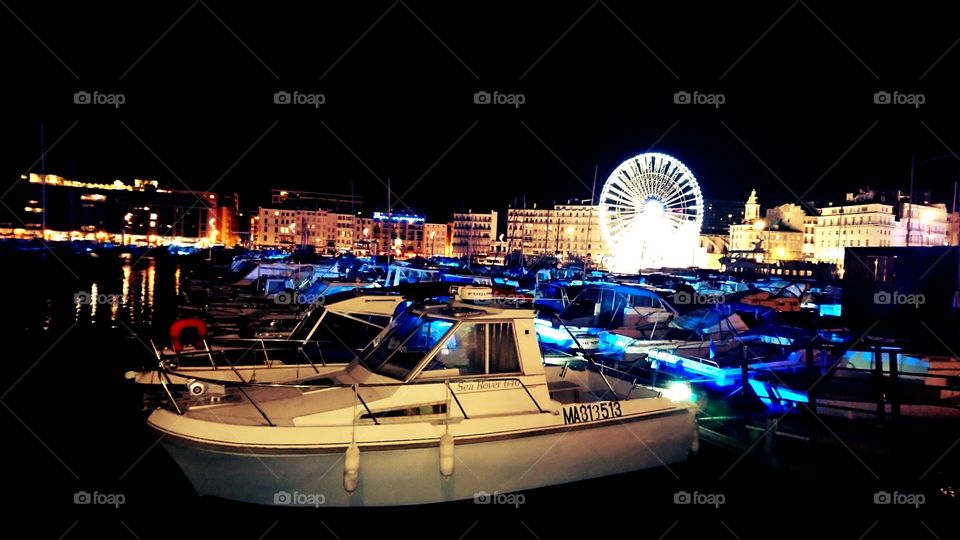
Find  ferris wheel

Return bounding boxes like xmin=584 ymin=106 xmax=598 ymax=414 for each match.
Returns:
xmin=599 ymin=152 xmax=703 ymax=268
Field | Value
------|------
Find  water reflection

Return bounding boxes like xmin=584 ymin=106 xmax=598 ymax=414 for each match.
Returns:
xmin=69 ymin=258 xmax=178 ymax=330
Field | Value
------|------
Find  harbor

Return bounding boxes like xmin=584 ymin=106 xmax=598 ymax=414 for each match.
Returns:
xmin=2 ymin=235 xmax=957 ymax=535
xmin=7 ymin=2 xmax=960 ymax=536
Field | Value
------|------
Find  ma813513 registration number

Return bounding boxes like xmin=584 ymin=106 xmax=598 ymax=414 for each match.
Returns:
xmin=562 ymin=402 xmax=622 ymax=425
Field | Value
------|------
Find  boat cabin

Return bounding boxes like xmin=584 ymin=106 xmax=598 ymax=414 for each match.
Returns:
xmin=556 ymin=283 xmax=677 ymax=330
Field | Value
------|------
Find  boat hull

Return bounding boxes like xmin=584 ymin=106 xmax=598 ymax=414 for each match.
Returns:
xmin=155 ymin=409 xmax=695 ymax=506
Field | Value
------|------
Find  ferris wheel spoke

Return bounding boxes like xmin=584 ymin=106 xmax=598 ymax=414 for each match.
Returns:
xmin=605 ymin=187 xmax=643 ymax=211
xmin=616 ymin=178 xmax=646 ymax=205
xmin=608 ymin=213 xmax=639 ymax=235
xmin=661 ymin=186 xmax=697 ymax=206
xmin=604 ymin=181 xmax=636 ymax=201
xmin=607 ymin=190 xmax=642 ymax=210
xmin=662 ymin=192 xmax=696 ymax=209
xmin=664 ymin=212 xmax=690 ymax=226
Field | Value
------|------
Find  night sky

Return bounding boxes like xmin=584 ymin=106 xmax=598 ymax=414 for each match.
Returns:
xmin=4 ymin=1 xmax=960 ymax=220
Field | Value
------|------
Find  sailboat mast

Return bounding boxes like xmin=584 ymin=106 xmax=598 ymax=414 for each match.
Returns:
xmin=586 ymin=163 xmax=597 ymax=270
xmin=40 ymin=122 xmax=46 ymax=235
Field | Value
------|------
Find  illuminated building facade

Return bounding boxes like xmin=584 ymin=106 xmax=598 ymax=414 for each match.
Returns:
xmin=813 ymin=203 xmax=897 ymax=266
xmin=728 ymin=191 xmax=807 ymax=263
xmin=505 ymin=202 xmax=610 ymax=265
xmin=369 ymin=212 xmax=425 ymax=257
xmin=336 ymin=213 xmax=359 ymax=253
xmin=254 ymin=208 xmax=447 ymax=258
xmin=256 ymin=207 xmax=338 ymax=251
xmin=423 ymin=222 xmax=449 ymax=257
xmin=451 ymin=210 xmax=497 ymax=259
xmin=5 ymin=173 xmax=226 ymax=245
xmin=552 ymin=204 xmax=606 ymax=265
xmin=216 ymin=193 xmax=241 ymax=246
xmin=893 ymin=202 xmax=951 ymax=248
xmin=506 ymin=205 xmax=555 ymax=258
xmin=698 ymin=234 xmax=729 ymax=270
xmin=814 ymin=201 xmax=953 ymax=267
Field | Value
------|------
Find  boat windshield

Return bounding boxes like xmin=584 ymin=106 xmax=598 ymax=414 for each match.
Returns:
xmin=358 ymin=311 xmax=455 ymax=379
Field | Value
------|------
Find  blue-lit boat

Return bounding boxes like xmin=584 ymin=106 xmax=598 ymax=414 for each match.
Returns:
xmin=536 ymin=283 xmax=677 ymax=352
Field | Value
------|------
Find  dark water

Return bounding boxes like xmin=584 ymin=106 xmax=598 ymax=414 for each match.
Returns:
xmin=0 ymin=250 xmax=954 ymax=539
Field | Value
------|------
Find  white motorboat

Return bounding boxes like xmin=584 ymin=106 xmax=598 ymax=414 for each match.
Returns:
xmin=147 ymin=286 xmax=699 ymax=506
xmin=130 ymin=290 xmax=410 ymax=387
xmin=536 ymin=283 xmax=677 ymax=352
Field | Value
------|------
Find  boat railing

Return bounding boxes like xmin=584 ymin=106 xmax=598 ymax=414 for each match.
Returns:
xmin=798 ymin=342 xmax=960 ymax=421
xmin=550 ymin=314 xmax=620 ymax=401
xmin=155 ymin=364 xmax=548 ymax=426
xmin=163 ymin=340 xmax=329 ymax=373
xmin=565 ymin=360 xmax=665 ymax=401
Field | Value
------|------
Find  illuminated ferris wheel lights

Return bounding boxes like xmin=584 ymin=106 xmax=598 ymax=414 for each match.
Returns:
xmin=599 ymin=152 xmax=705 ymax=271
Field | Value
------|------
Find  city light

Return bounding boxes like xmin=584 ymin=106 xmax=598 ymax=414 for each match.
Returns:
xmin=663 ymin=381 xmax=694 ymax=403
xmin=373 ymin=212 xmax=424 ymax=224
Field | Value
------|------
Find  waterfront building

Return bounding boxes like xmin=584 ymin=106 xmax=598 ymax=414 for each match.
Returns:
xmin=505 ymin=202 xmax=610 ymax=266
xmin=728 ymin=191 xmax=806 ymax=263
xmin=451 ymin=210 xmax=497 ymax=260
xmin=6 ymin=173 xmax=229 ymax=245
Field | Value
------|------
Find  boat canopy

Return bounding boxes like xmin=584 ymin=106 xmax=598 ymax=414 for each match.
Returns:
xmin=670 ymin=306 xmax=749 ymax=335
xmin=356 ymin=305 xmax=528 ymax=381
xmin=558 ymin=282 xmax=676 ymax=329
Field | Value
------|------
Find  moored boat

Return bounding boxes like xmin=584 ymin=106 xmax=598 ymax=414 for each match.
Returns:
xmin=147 ymin=286 xmax=699 ymax=506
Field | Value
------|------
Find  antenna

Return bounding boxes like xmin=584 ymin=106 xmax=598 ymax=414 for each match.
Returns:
xmin=40 ymin=121 xmax=46 ymax=234
xmin=585 ymin=164 xmax=598 ymax=270
xmin=906 ymin=154 xmax=915 ymax=247
xmin=386 ymin=177 xmax=392 ymax=265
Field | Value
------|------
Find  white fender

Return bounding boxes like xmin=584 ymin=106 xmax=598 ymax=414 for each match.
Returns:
xmin=439 ymin=433 xmax=455 ymax=477
xmin=343 ymin=443 xmax=360 ymax=493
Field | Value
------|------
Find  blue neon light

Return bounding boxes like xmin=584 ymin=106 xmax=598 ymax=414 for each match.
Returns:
xmin=819 ymin=304 xmax=841 ymax=317
xmin=372 ymin=212 xmax=425 ymax=224
xmin=748 ymin=379 xmax=808 ymax=409
xmin=647 ymin=349 xmax=730 ymax=383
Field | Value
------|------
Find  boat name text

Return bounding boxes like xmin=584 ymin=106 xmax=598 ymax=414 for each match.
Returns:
xmin=454 ymin=380 xmax=522 ymax=393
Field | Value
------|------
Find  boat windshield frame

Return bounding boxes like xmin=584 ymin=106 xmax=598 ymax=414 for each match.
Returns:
xmin=356 ymin=310 xmax=456 ymax=380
